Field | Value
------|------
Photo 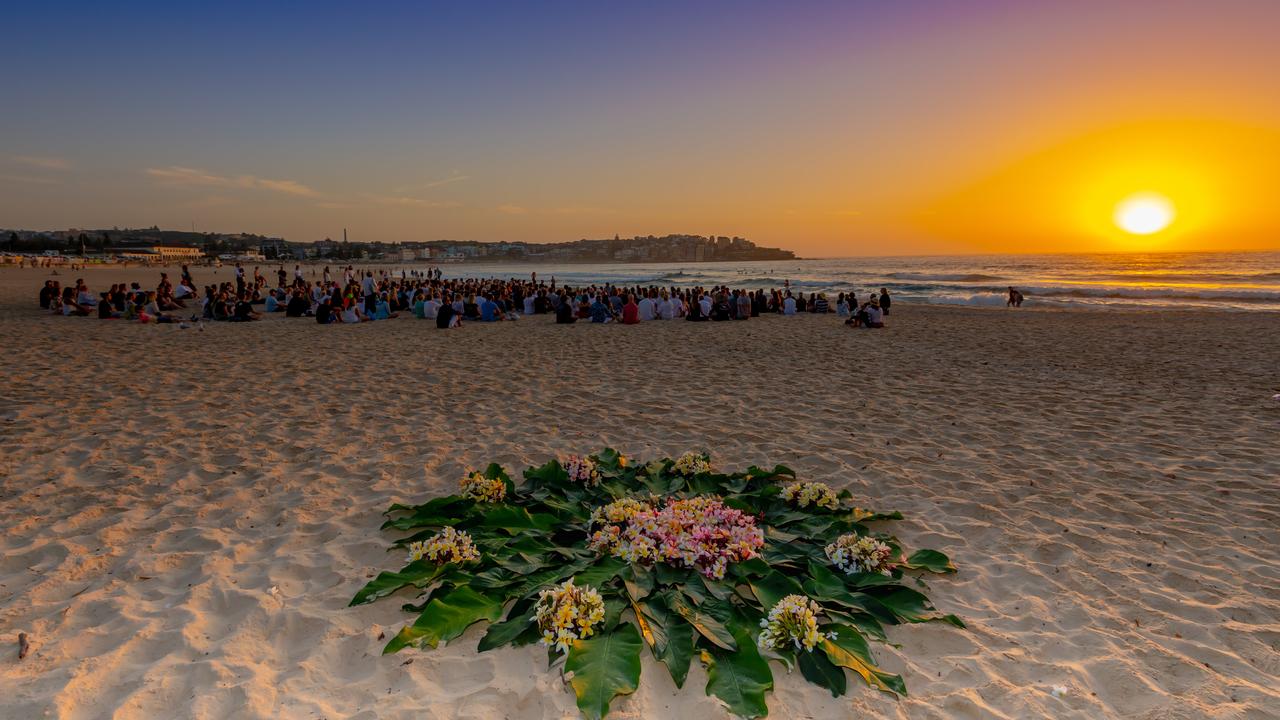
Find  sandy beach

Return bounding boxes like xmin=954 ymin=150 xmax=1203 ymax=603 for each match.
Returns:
xmin=1 ymin=265 xmax=1277 ymax=720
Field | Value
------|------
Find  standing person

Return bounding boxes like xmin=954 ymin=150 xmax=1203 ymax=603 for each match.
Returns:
xmin=1007 ymin=287 xmax=1024 ymax=307
xmin=879 ymin=288 xmax=892 ymax=315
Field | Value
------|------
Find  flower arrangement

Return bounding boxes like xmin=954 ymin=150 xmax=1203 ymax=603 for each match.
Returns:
xmin=407 ymin=527 xmax=480 ymax=565
xmin=353 ymin=450 xmax=960 ymax=720
xmin=757 ymin=595 xmax=827 ymax=652
xmin=590 ymin=496 xmax=764 ymax=580
xmin=459 ymin=469 xmax=506 ymax=503
xmin=781 ymin=480 xmax=840 ymax=510
xmin=534 ymin=578 xmax=607 ymax=653
xmin=672 ymin=451 xmax=713 ymax=476
xmin=825 ymin=533 xmax=895 ymax=575
xmin=563 ymin=454 xmax=601 ymax=486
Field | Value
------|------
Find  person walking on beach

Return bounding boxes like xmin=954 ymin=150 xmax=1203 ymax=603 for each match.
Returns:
xmin=879 ymin=288 xmax=892 ymax=315
xmin=1007 ymin=287 xmax=1024 ymax=307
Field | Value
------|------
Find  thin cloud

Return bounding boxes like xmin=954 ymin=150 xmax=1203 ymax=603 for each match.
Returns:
xmin=365 ymin=193 xmax=462 ymax=208
xmin=145 ymin=165 xmax=318 ymax=197
xmin=497 ymin=204 xmax=530 ymax=215
xmin=0 ymin=173 xmax=59 ymax=185
xmin=424 ymin=174 xmax=470 ymax=189
xmin=395 ymin=174 xmax=471 ymax=193
xmin=13 ymin=155 xmax=70 ymax=170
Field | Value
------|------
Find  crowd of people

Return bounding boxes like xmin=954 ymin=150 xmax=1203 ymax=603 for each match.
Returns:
xmin=38 ymin=264 xmax=898 ymax=330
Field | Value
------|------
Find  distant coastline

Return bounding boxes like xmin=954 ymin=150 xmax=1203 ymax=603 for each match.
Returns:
xmin=2 ymin=228 xmax=797 ymax=264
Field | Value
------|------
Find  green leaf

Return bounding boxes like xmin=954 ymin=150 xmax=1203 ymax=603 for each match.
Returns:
xmin=819 ymin=624 xmax=906 ymax=696
xmin=477 ymin=604 xmax=537 ymax=651
xmin=637 ymin=595 xmax=695 ymax=688
xmin=622 ymin=565 xmax=655 ymax=601
xmin=479 ymin=506 xmax=559 ymax=533
xmin=564 ymin=622 xmax=643 ymax=720
xmin=523 ymin=459 xmax=568 ymax=488
xmin=349 ymin=560 xmax=444 ymax=606
xmin=574 ymin=557 xmax=628 ymax=590
xmin=903 ymin=548 xmax=957 ymax=574
xmin=383 ymin=585 xmax=503 ymax=653
xmin=703 ymin=626 xmax=773 ymax=719
xmin=748 ymin=570 xmax=804 ymax=611
xmin=669 ymin=592 xmax=737 ymax=651
xmin=866 ymin=586 xmax=961 ymax=626
xmin=798 ymin=648 xmax=847 ymax=697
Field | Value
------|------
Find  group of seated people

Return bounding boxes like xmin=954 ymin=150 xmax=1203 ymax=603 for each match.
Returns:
xmin=39 ymin=273 xmax=196 ymax=323
xmin=39 ymin=266 xmax=894 ymax=330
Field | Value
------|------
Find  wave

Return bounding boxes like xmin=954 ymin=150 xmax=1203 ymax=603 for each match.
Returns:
xmin=888 ymin=272 xmax=1007 ymax=282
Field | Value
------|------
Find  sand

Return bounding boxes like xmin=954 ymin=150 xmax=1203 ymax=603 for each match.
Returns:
xmin=1 ymin=265 xmax=1277 ymax=720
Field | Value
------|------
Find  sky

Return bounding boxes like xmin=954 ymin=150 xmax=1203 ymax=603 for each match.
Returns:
xmin=2 ymin=0 xmax=1279 ymax=257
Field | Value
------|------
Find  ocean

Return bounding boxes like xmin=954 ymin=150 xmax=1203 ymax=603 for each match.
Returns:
xmin=418 ymin=251 xmax=1280 ymax=311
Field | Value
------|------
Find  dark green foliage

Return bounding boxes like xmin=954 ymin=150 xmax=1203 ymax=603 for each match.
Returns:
xmin=352 ymin=452 xmax=959 ymax=718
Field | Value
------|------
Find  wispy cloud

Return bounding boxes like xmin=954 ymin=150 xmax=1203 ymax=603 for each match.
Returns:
xmin=424 ymin=174 xmax=470 ymax=189
xmin=0 ymin=173 xmax=60 ymax=185
xmin=13 ymin=155 xmax=70 ymax=170
xmin=395 ymin=173 xmax=471 ymax=193
xmin=495 ymin=204 xmax=612 ymax=216
xmin=182 ymin=195 xmax=238 ymax=209
xmin=364 ymin=193 xmax=462 ymax=208
xmin=145 ymin=165 xmax=318 ymax=197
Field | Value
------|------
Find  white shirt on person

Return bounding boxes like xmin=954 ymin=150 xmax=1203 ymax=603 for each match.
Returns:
xmin=699 ymin=296 xmax=712 ymax=316
xmin=523 ymin=295 xmax=535 ymax=315
xmin=658 ymin=299 xmax=676 ymax=320
xmin=865 ymin=306 xmax=883 ymax=324
xmin=783 ymin=297 xmax=797 ymax=315
xmin=638 ymin=297 xmax=656 ymax=321
xmin=424 ymin=299 xmax=440 ymax=318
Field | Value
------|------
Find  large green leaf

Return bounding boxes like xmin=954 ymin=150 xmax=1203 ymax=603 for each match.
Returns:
xmin=748 ymin=570 xmax=804 ymax=611
xmin=636 ymin=595 xmax=694 ymax=688
xmin=818 ymin=624 xmax=906 ymax=696
xmin=564 ymin=622 xmax=643 ymax=720
xmin=668 ymin=592 xmax=737 ymax=651
xmin=703 ymin=626 xmax=773 ymax=719
xmin=349 ymin=561 xmax=444 ymax=606
xmin=383 ymin=585 xmax=504 ymax=653
xmin=798 ymin=648 xmax=847 ymax=697
xmin=479 ymin=506 xmax=560 ymax=533
xmin=574 ymin=557 xmax=628 ymax=590
xmin=477 ymin=604 xmax=537 ymax=651
xmin=381 ymin=496 xmax=475 ymax=530
xmin=523 ymin=459 xmax=568 ymax=487
xmin=903 ymin=548 xmax=957 ymax=573
xmin=866 ymin=587 xmax=965 ymax=627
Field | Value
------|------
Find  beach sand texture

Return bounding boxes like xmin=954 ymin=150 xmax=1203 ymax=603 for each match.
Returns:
xmin=1 ymin=266 xmax=1277 ymax=719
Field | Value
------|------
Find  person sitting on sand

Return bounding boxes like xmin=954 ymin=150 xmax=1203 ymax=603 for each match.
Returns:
xmin=862 ymin=296 xmax=884 ymax=328
xmin=315 ymin=296 xmax=335 ymax=324
xmin=620 ymin=294 xmax=640 ymax=324
xmin=374 ymin=294 xmax=398 ymax=320
xmin=339 ymin=298 xmax=365 ymax=323
xmin=97 ymin=292 xmax=121 ymax=319
xmin=555 ymin=292 xmax=578 ymax=324
xmin=286 ymin=290 xmax=311 ymax=317
xmin=233 ymin=294 xmax=262 ymax=322
xmin=782 ymin=292 xmax=797 ymax=315
xmin=590 ymin=294 xmax=613 ymax=323
xmin=436 ymin=294 xmax=460 ymax=328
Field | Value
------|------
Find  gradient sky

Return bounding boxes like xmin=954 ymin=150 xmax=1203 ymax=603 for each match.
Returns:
xmin=3 ymin=0 xmax=1278 ymax=256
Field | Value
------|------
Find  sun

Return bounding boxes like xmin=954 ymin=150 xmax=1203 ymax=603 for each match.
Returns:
xmin=1114 ymin=192 xmax=1175 ymax=235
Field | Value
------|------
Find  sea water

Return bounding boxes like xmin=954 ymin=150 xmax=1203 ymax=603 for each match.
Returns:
xmin=413 ymin=251 xmax=1280 ymax=311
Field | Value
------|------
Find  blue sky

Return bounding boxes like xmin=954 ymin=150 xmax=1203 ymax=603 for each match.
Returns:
xmin=3 ymin=1 xmax=1278 ymax=254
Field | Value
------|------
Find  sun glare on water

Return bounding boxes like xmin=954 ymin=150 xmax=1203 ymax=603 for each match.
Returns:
xmin=1114 ymin=193 xmax=1175 ymax=235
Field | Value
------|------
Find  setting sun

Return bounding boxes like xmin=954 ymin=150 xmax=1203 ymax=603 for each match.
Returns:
xmin=1114 ymin=193 xmax=1175 ymax=235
